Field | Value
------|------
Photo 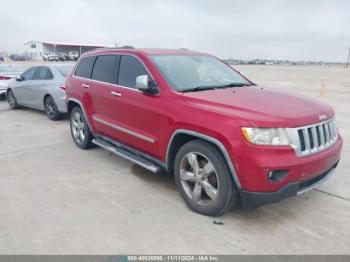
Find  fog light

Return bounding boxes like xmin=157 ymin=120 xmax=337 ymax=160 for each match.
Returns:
xmin=268 ymin=170 xmax=288 ymax=182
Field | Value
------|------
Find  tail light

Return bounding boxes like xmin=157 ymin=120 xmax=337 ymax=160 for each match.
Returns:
xmin=0 ymin=76 xmax=11 ymax=80
xmin=59 ymin=84 xmax=67 ymax=93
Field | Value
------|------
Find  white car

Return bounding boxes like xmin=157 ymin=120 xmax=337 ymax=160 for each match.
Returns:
xmin=68 ymin=51 xmax=79 ymax=61
xmin=43 ymin=53 xmax=59 ymax=61
xmin=0 ymin=64 xmax=26 ymax=96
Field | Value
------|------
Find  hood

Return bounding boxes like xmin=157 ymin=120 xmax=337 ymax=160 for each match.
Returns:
xmin=182 ymin=86 xmax=334 ymax=127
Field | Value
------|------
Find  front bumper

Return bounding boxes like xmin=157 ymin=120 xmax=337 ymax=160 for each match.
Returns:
xmin=239 ymin=161 xmax=338 ymax=209
xmin=234 ymin=135 xmax=343 ymax=192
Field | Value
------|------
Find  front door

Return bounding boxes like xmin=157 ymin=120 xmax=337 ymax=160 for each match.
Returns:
xmin=14 ymin=67 xmax=38 ymax=106
xmin=107 ymin=55 xmax=162 ymax=159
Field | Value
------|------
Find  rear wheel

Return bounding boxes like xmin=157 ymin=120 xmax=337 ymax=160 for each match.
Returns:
xmin=7 ymin=89 xmax=19 ymax=109
xmin=44 ymin=96 xmax=61 ymax=121
xmin=70 ymin=106 xmax=93 ymax=149
xmin=174 ymin=140 xmax=238 ymax=216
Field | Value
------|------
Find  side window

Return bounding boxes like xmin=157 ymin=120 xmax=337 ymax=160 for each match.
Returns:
xmin=22 ymin=67 xmax=37 ymax=81
xmin=75 ymin=56 xmax=96 ymax=79
xmin=118 ymin=55 xmax=150 ymax=89
xmin=91 ymin=55 xmax=119 ymax=84
xmin=34 ymin=67 xmax=53 ymax=80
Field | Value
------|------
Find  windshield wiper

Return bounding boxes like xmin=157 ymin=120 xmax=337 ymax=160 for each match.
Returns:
xmin=182 ymin=86 xmax=217 ymax=92
xmin=182 ymin=82 xmax=251 ymax=92
xmin=215 ymin=82 xmax=251 ymax=88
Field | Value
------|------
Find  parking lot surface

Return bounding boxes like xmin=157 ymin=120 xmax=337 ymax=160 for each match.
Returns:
xmin=0 ymin=65 xmax=349 ymax=254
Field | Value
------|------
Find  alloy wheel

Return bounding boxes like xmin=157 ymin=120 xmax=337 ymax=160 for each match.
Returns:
xmin=71 ymin=111 xmax=86 ymax=144
xmin=45 ymin=98 xmax=56 ymax=118
xmin=7 ymin=91 xmax=16 ymax=108
xmin=179 ymin=152 xmax=219 ymax=206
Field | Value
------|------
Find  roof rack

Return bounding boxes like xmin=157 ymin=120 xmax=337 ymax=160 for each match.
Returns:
xmin=94 ymin=46 xmax=135 ymax=51
xmin=118 ymin=45 xmax=135 ymax=49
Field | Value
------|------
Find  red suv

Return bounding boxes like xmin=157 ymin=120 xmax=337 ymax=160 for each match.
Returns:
xmin=65 ymin=48 xmax=343 ymax=216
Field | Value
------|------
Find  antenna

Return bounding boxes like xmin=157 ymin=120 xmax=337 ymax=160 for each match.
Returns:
xmin=113 ymin=35 xmax=117 ymax=48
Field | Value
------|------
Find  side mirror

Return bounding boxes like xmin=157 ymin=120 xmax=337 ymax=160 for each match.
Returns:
xmin=16 ymin=75 xmax=24 ymax=81
xmin=136 ymin=75 xmax=158 ymax=95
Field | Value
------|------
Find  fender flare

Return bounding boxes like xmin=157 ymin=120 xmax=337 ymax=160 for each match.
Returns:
xmin=67 ymin=98 xmax=93 ymax=132
xmin=166 ymin=129 xmax=242 ymax=188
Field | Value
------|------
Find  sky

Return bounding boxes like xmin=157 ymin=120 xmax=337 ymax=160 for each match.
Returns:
xmin=1 ymin=0 xmax=350 ymax=62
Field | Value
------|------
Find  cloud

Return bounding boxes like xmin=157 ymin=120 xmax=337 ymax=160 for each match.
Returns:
xmin=1 ymin=0 xmax=349 ymax=61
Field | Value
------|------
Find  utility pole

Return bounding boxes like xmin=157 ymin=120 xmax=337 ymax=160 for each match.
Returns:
xmin=346 ymin=47 xmax=350 ymax=68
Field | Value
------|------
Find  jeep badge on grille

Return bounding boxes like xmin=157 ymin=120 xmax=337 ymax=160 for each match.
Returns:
xmin=319 ymin=114 xmax=327 ymax=121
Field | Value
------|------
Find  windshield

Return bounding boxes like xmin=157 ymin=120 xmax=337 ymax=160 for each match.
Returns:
xmin=0 ymin=65 xmax=26 ymax=73
xmin=56 ymin=65 xmax=73 ymax=77
xmin=151 ymin=55 xmax=251 ymax=92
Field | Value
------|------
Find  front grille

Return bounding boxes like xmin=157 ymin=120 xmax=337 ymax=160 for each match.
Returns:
xmin=287 ymin=118 xmax=339 ymax=157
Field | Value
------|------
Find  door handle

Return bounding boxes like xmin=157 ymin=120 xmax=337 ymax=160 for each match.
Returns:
xmin=111 ymin=91 xmax=122 ymax=97
xmin=82 ymin=83 xmax=90 ymax=88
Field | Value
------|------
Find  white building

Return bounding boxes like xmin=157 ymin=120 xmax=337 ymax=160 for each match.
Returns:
xmin=24 ymin=41 xmax=108 ymax=60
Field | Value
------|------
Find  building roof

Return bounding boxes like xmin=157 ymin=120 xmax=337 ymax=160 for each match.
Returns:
xmin=24 ymin=40 xmax=109 ymax=48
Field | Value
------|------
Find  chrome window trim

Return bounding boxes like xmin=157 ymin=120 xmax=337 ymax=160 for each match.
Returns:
xmin=92 ymin=116 xmax=155 ymax=143
xmin=286 ymin=117 xmax=339 ymax=157
xmin=72 ymin=53 xmax=160 ymax=95
xmin=73 ymin=75 xmax=144 ymax=94
xmin=166 ymin=129 xmax=242 ymax=188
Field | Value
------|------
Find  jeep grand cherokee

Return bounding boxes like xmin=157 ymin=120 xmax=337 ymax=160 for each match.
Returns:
xmin=65 ymin=48 xmax=342 ymax=216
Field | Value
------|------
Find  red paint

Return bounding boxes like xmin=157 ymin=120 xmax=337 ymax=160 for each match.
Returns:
xmin=66 ymin=48 xmax=343 ymax=192
xmin=0 ymin=76 xmax=11 ymax=80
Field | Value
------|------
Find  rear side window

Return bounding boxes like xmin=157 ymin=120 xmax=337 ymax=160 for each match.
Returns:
xmin=75 ymin=56 xmax=96 ymax=78
xmin=118 ymin=55 xmax=149 ymax=89
xmin=92 ymin=55 xmax=118 ymax=84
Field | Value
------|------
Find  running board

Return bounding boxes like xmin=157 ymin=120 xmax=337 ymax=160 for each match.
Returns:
xmin=92 ymin=138 xmax=161 ymax=173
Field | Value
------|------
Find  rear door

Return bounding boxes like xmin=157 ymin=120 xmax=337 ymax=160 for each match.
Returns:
xmin=72 ymin=55 xmax=118 ymax=137
xmin=27 ymin=66 xmax=54 ymax=110
xmin=89 ymin=55 xmax=119 ymax=136
xmin=107 ymin=55 xmax=162 ymax=158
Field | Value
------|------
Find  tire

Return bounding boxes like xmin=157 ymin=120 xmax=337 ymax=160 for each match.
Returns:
xmin=174 ymin=140 xmax=238 ymax=216
xmin=7 ymin=89 xmax=19 ymax=109
xmin=44 ymin=96 xmax=62 ymax=121
xmin=70 ymin=106 xmax=94 ymax=149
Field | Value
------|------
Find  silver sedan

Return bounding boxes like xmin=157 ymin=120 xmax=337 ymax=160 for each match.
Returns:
xmin=7 ymin=64 xmax=73 ymax=120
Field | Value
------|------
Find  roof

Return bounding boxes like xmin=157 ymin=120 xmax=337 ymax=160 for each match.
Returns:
xmin=89 ymin=48 xmax=209 ymax=56
xmin=24 ymin=40 xmax=109 ymax=48
xmin=139 ymin=48 xmax=208 ymax=55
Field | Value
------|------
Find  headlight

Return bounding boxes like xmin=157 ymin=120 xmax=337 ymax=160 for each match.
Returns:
xmin=241 ymin=127 xmax=290 ymax=146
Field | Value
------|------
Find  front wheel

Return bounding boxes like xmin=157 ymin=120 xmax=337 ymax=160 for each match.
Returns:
xmin=174 ymin=140 xmax=238 ymax=216
xmin=70 ymin=106 xmax=94 ymax=149
xmin=7 ymin=89 xmax=19 ymax=109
